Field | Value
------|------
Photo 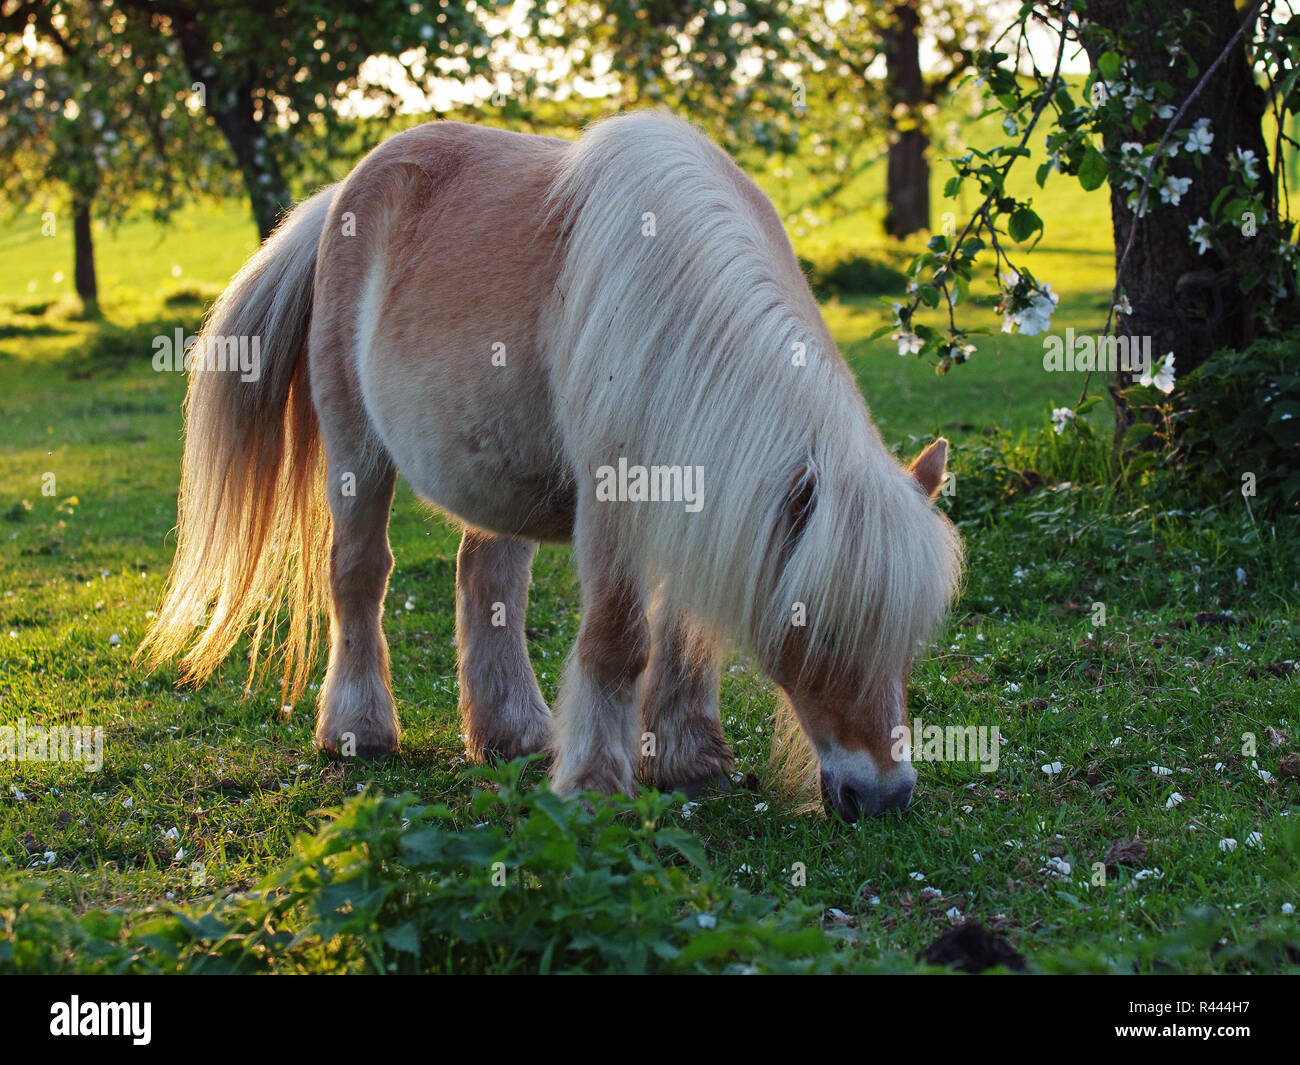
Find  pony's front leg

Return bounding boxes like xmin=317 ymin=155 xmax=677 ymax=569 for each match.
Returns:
xmin=550 ymin=507 xmax=648 ymax=796
xmin=638 ymin=607 xmax=732 ymax=796
xmin=456 ymin=529 xmax=552 ymax=762
xmin=315 ymin=457 xmax=400 ymax=759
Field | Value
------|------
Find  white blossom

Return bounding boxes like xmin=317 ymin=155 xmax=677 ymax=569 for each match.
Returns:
xmin=1043 ymin=856 xmax=1072 ymax=877
xmin=1188 ymin=217 xmax=1212 ymax=255
xmin=891 ymin=303 xmax=922 ymax=356
xmin=1185 ymin=118 xmax=1214 ymax=155
xmin=1233 ymin=146 xmax=1260 ymax=182
xmin=1160 ymin=175 xmax=1192 ymax=206
xmin=1139 ymin=352 xmax=1176 ymax=394
xmin=1126 ymin=188 xmax=1152 ymax=217
xmin=894 ymin=330 xmax=923 ymax=356
xmin=1000 ymin=273 xmax=1058 ymax=336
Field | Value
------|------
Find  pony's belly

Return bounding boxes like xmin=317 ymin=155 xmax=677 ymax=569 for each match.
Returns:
xmin=415 ymin=459 xmax=576 ymax=542
xmin=373 ymin=402 xmax=575 ymax=542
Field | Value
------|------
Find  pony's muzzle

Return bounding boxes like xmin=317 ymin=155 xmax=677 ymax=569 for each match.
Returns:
xmin=819 ymin=764 xmax=916 ymax=822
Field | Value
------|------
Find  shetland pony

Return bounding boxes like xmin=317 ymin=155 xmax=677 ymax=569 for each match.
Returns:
xmin=139 ymin=112 xmax=963 ymax=820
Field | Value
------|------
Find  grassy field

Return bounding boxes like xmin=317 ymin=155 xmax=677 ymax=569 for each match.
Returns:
xmin=1 ymin=110 xmax=1298 ymax=973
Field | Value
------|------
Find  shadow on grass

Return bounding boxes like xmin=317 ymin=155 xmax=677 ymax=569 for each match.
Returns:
xmin=0 ymin=321 xmax=74 ymax=340
xmin=63 ymin=315 xmax=203 ymax=379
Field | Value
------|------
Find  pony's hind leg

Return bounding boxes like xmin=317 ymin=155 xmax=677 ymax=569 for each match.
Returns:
xmin=551 ymin=506 xmax=648 ymax=796
xmin=456 ymin=529 xmax=552 ymax=762
xmin=638 ymin=607 xmax=733 ymax=796
xmin=315 ymin=451 xmax=400 ymax=760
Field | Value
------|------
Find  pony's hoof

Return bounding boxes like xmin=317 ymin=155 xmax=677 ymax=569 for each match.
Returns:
xmin=551 ymin=766 xmax=635 ymax=798
xmin=480 ymin=745 xmax=553 ymax=775
xmin=348 ymin=740 xmax=398 ymax=762
xmin=464 ymin=707 xmax=553 ymax=768
xmin=665 ymin=773 xmax=734 ymax=800
xmin=316 ymin=730 xmax=399 ymax=762
xmin=468 ymin=732 xmax=552 ymax=767
xmin=517 ymin=749 xmax=554 ymax=774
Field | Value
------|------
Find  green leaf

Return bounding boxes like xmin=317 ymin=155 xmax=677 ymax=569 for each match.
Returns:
xmin=400 ymin=827 xmax=451 ymax=864
xmin=1097 ymin=51 xmax=1122 ymax=80
xmin=1122 ymin=421 xmax=1157 ymax=450
xmin=1078 ymin=146 xmax=1107 ymax=191
xmin=1220 ymin=198 xmax=1250 ymax=224
xmin=1008 ymin=207 xmax=1043 ymax=243
xmin=382 ymin=921 xmax=422 ymax=955
xmin=1123 ymin=451 xmax=1160 ymax=476
xmin=1267 ymin=401 xmax=1300 ymax=425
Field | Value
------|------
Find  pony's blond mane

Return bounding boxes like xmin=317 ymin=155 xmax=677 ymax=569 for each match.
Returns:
xmin=547 ymin=111 xmax=963 ymax=746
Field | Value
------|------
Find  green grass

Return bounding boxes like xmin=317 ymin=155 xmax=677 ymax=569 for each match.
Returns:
xmin=1 ymin=119 xmax=1298 ymax=973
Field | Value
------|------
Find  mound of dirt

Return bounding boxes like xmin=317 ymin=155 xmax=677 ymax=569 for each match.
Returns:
xmin=918 ymin=920 xmax=1028 ymax=974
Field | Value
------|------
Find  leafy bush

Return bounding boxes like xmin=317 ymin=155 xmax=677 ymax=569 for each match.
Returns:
xmin=0 ymin=880 xmax=143 ymax=974
xmin=1162 ymin=332 xmax=1300 ymax=515
xmin=162 ymin=285 xmax=221 ymax=311
xmin=799 ymin=254 xmax=907 ymax=300
xmin=943 ymin=400 xmax=1117 ymax=527
xmin=0 ymin=763 xmax=841 ymax=975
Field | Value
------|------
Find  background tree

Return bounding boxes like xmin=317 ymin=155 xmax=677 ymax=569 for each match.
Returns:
xmin=517 ymin=0 xmax=802 ymax=154
xmin=115 ymin=0 xmax=502 ymax=239
xmin=518 ymin=2 xmax=987 ymax=237
xmin=0 ymin=0 xmax=218 ymax=314
xmin=886 ymin=0 xmax=1298 ymax=507
xmin=802 ymin=1 xmax=991 ymax=237
xmin=1078 ymin=0 xmax=1280 ymax=384
xmin=891 ymin=0 xmax=1297 ymax=373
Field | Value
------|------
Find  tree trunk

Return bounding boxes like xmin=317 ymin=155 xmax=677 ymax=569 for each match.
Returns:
xmin=883 ymin=1 xmax=931 ymax=238
xmin=211 ymin=100 xmax=291 ymax=241
xmin=73 ymin=199 xmax=99 ymax=317
xmin=1082 ymin=0 xmax=1273 ymax=445
xmin=168 ymin=9 xmax=290 ymax=240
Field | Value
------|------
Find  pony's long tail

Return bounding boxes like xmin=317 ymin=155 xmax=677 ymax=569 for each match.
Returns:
xmin=138 ymin=186 xmax=337 ymax=702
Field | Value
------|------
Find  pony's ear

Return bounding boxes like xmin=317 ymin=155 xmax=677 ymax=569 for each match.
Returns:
xmin=909 ymin=438 xmax=948 ymax=500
